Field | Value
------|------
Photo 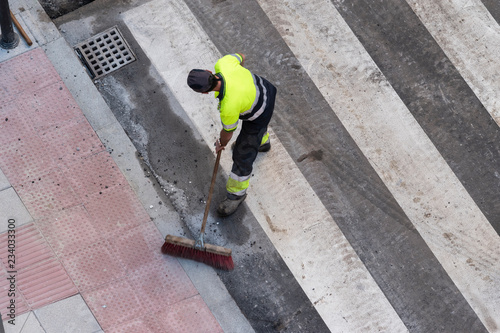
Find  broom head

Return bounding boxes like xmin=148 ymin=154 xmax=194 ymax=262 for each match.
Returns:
xmin=162 ymin=234 xmax=234 ymax=271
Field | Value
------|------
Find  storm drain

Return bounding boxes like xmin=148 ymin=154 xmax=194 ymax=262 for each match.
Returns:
xmin=74 ymin=26 xmax=136 ymax=79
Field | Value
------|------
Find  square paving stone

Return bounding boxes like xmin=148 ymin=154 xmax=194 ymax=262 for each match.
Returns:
xmin=34 ymin=294 xmax=101 ymax=333
xmin=61 ymin=240 xmax=126 ymax=292
xmin=36 ymin=205 xmax=101 ymax=257
xmin=156 ymin=295 xmax=223 ymax=333
xmin=0 ymin=187 xmax=33 ymax=233
xmin=83 ymin=278 xmax=146 ymax=330
xmin=15 ymin=168 xmax=80 ymax=219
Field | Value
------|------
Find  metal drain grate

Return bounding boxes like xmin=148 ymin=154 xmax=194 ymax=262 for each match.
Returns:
xmin=74 ymin=26 xmax=136 ymax=79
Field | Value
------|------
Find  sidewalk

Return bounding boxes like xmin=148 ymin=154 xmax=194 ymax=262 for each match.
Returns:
xmin=0 ymin=1 xmax=251 ymax=332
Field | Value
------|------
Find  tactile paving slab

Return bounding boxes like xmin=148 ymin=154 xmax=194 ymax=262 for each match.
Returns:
xmin=62 ymin=151 xmax=127 ymax=199
xmin=0 ymin=99 xmax=34 ymax=146
xmin=107 ymin=223 xmax=164 ymax=273
xmin=0 ymin=223 xmax=78 ymax=313
xmin=36 ymin=205 xmax=101 ymax=257
xmin=128 ymin=259 xmax=198 ymax=311
xmin=15 ymin=167 xmax=80 ymax=219
xmin=18 ymin=82 xmax=82 ymax=133
xmin=106 ymin=314 xmax=164 ymax=333
xmin=0 ymin=134 xmax=57 ymax=186
xmin=0 ymin=271 xmax=30 ymax=317
xmin=0 ymin=223 xmax=54 ymax=271
xmin=17 ymin=257 xmax=78 ymax=309
xmin=61 ymin=240 xmax=126 ymax=292
xmin=39 ymin=115 xmax=104 ymax=163
xmin=83 ymin=185 xmax=150 ymax=237
xmin=74 ymin=26 xmax=136 ymax=79
xmin=83 ymin=278 xmax=147 ymax=330
xmin=0 ymin=48 xmax=60 ymax=104
xmin=156 ymin=295 xmax=223 ymax=333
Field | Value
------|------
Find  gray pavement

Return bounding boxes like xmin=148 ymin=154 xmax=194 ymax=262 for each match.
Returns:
xmin=1 ymin=0 xmax=253 ymax=331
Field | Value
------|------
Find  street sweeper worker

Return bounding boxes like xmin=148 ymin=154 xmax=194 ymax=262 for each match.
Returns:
xmin=187 ymin=53 xmax=277 ymax=217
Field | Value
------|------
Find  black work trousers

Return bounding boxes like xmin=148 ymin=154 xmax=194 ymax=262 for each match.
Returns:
xmin=227 ymin=78 xmax=277 ymax=199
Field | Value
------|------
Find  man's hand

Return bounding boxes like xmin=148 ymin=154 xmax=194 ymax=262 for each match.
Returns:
xmin=215 ymin=129 xmax=233 ymax=153
xmin=215 ymin=139 xmax=226 ymax=153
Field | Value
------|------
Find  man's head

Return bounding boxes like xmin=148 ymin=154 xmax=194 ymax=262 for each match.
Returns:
xmin=187 ymin=69 xmax=218 ymax=93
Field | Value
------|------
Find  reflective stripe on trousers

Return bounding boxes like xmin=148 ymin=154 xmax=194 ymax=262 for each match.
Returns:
xmin=226 ymin=79 xmax=276 ymax=198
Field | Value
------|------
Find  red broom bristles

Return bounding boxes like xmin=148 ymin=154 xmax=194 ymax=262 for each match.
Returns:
xmin=161 ymin=242 xmax=234 ymax=271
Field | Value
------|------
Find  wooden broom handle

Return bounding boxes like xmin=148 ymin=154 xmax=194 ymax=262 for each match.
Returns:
xmin=199 ymin=150 xmax=222 ymax=236
xmin=10 ymin=11 xmax=32 ymax=46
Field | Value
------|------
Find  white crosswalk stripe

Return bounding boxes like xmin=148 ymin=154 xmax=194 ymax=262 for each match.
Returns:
xmin=122 ymin=0 xmax=500 ymax=331
xmin=407 ymin=0 xmax=500 ymax=126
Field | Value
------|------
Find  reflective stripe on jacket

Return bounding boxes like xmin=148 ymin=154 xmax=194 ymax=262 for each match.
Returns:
xmin=214 ymin=54 xmax=268 ymax=132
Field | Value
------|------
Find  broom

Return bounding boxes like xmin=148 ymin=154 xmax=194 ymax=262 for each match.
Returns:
xmin=161 ymin=150 xmax=234 ymax=271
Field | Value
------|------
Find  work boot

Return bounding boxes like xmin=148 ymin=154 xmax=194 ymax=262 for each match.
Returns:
xmin=217 ymin=194 xmax=247 ymax=217
xmin=258 ymin=141 xmax=271 ymax=152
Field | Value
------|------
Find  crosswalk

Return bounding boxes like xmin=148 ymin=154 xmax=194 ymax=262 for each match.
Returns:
xmin=258 ymin=0 xmax=500 ymax=331
xmin=407 ymin=0 xmax=500 ymax=125
xmin=122 ymin=0 xmax=499 ymax=332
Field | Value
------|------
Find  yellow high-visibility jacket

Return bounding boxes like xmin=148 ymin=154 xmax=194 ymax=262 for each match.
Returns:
xmin=214 ymin=53 xmax=269 ymax=132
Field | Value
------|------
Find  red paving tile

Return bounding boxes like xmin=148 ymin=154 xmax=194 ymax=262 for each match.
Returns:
xmin=15 ymin=168 xmax=80 ymax=219
xmin=83 ymin=278 xmax=147 ymax=330
xmin=106 ymin=314 xmax=164 ymax=333
xmin=0 ymin=222 xmax=78 ymax=314
xmin=83 ymin=185 xmax=150 ymax=237
xmin=128 ymin=259 xmax=198 ymax=311
xmin=0 ymin=100 xmax=35 ymax=146
xmin=0 ymin=134 xmax=57 ymax=186
xmin=107 ymin=223 xmax=164 ymax=273
xmin=156 ymin=295 xmax=223 ymax=333
xmin=36 ymin=205 xmax=101 ymax=257
xmin=18 ymin=82 xmax=82 ymax=133
xmin=61 ymin=240 xmax=126 ymax=292
xmin=39 ymin=115 xmax=104 ymax=163
xmin=0 ymin=271 xmax=30 ymax=317
xmin=63 ymin=151 xmax=127 ymax=199
xmin=0 ymin=48 xmax=60 ymax=104
xmin=0 ymin=223 xmax=54 ymax=272
xmin=17 ymin=258 xmax=78 ymax=309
